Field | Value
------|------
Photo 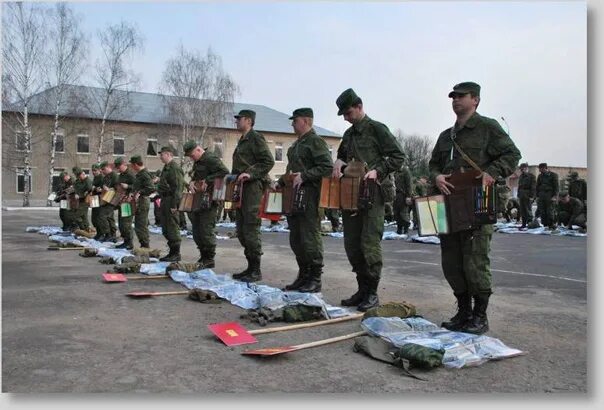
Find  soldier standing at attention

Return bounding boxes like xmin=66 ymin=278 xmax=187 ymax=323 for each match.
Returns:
xmin=129 ymin=155 xmax=155 ymax=248
xmin=114 ymin=157 xmax=136 ymax=250
xmin=536 ymin=162 xmax=559 ymax=230
xmin=332 ymin=88 xmax=405 ymax=311
xmin=55 ymin=171 xmax=74 ymax=231
xmin=517 ymin=162 xmax=536 ymax=229
xmin=230 ymin=109 xmax=275 ymax=283
xmin=99 ymin=161 xmax=119 ymax=242
xmin=429 ymin=82 xmax=521 ymax=334
xmin=157 ymin=146 xmax=185 ymax=261
xmin=91 ymin=163 xmax=105 ymax=240
xmin=277 ymin=108 xmax=333 ymax=292
xmin=393 ymin=165 xmax=413 ymax=235
xmin=72 ymin=167 xmax=92 ymax=231
xmin=183 ymin=140 xmax=229 ymax=268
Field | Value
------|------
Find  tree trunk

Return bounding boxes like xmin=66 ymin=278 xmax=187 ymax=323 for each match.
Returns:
xmin=97 ymin=113 xmax=108 ymax=163
xmin=47 ymin=102 xmax=61 ymax=206
xmin=22 ymin=105 xmax=31 ymax=207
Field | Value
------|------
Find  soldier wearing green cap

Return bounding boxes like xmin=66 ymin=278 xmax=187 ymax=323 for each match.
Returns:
xmin=72 ymin=167 xmax=92 ymax=230
xmin=184 ymin=140 xmax=229 ymax=267
xmin=536 ymin=162 xmax=559 ymax=230
xmin=429 ymin=81 xmax=521 ymax=334
xmin=556 ymin=191 xmax=586 ymax=230
xmin=129 ymin=155 xmax=155 ymax=248
xmin=275 ymin=108 xmax=333 ymax=293
xmin=231 ymin=109 xmax=275 ymax=282
xmin=90 ymin=164 xmax=104 ymax=239
xmin=333 ymin=88 xmax=405 ymax=311
xmin=567 ymin=170 xmax=587 ymax=209
xmin=112 ymin=157 xmax=136 ymax=249
xmin=517 ymin=162 xmax=536 ymax=229
xmin=98 ymin=161 xmax=119 ymax=242
xmin=157 ymin=145 xmax=185 ymax=261
xmin=393 ymin=165 xmax=413 ymax=235
xmin=55 ymin=171 xmax=75 ymax=230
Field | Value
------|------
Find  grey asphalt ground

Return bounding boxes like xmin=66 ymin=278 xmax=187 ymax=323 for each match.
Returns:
xmin=2 ymin=210 xmax=587 ymax=393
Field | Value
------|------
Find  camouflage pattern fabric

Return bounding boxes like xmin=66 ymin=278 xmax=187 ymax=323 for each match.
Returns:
xmin=121 ymin=255 xmax=151 ymax=264
xmin=188 ymin=288 xmax=222 ymax=303
xmin=112 ymin=262 xmax=141 ymax=273
xmin=393 ymin=343 xmax=444 ymax=369
xmin=165 ymin=261 xmax=202 ymax=273
xmin=132 ymin=247 xmax=162 ymax=258
xmin=362 ymin=301 xmax=417 ymax=320
xmin=79 ymin=248 xmax=98 ymax=257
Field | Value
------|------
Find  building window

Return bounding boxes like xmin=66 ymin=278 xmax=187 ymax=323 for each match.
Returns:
xmin=15 ymin=132 xmax=29 ymax=151
xmin=328 ymin=145 xmax=333 ymax=159
xmin=213 ymin=138 xmax=224 ymax=159
xmin=16 ymin=168 xmax=32 ymax=193
xmin=113 ymin=137 xmax=124 ymax=156
xmin=77 ymin=135 xmax=89 ymax=153
xmin=147 ymin=138 xmax=158 ymax=156
xmin=53 ymin=133 xmax=65 ymax=153
xmin=52 ymin=168 xmax=64 ymax=192
xmin=275 ymin=143 xmax=283 ymax=162
xmin=83 ymin=169 xmax=90 ymax=176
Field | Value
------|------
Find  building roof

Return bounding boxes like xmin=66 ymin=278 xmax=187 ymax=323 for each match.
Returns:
xmin=3 ymin=85 xmax=341 ymax=138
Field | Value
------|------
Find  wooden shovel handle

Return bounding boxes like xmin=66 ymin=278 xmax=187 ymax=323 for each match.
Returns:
xmin=291 ymin=330 xmax=367 ymax=351
xmin=249 ymin=313 xmax=364 ymax=335
xmin=128 ymin=275 xmax=170 ymax=281
xmin=48 ymin=247 xmax=88 ymax=251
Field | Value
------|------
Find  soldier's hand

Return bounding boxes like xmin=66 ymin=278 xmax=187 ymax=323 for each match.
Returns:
xmin=292 ymin=173 xmax=303 ymax=189
xmin=74 ymin=194 xmax=79 ymax=200
xmin=364 ymin=169 xmax=378 ymax=181
xmin=198 ymin=180 xmax=208 ymax=192
xmin=479 ymin=172 xmax=495 ymax=186
xmin=188 ymin=181 xmax=197 ymax=193
xmin=120 ymin=183 xmax=128 ymax=189
xmin=435 ymin=174 xmax=454 ymax=195
xmin=170 ymin=208 xmax=177 ymax=214
xmin=237 ymin=173 xmax=250 ymax=183
xmin=332 ymin=159 xmax=346 ymax=178
xmin=152 ymin=177 xmax=160 ymax=183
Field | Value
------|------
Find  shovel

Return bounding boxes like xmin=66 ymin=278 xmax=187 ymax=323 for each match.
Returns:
xmin=241 ymin=330 xmax=367 ymax=356
xmin=209 ymin=312 xmax=364 ymax=346
xmin=126 ymin=290 xmax=190 ymax=298
xmin=47 ymin=246 xmax=88 ymax=251
xmin=102 ymin=273 xmax=169 ymax=283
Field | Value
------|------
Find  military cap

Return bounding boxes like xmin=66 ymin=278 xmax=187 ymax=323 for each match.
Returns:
xmin=129 ymin=155 xmax=143 ymax=164
xmin=569 ymin=171 xmax=579 ymax=178
xmin=99 ymin=161 xmax=109 ymax=169
xmin=519 ymin=162 xmax=529 ymax=169
xmin=538 ymin=162 xmax=548 ymax=168
xmin=91 ymin=163 xmax=100 ymax=170
xmin=448 ymin=82 xmax=481 ymax=98
xmin=160 ymin=145 xmax=177 ymax=155
xmin=336 ymin=88 xmax=363 ymax=115
xmin=183 ymin=140 xmax=199 ymax=156
xmin=289 ymin=107 xmax=314 ymax=120
xmin=113 ymin=157 xmax=125 ymax=167
xmin=59 ymin=171 xmax=67 ymax=178
xmin=72 ymin=166 xmax=83 ymax=176
xmin=234 ymin=109 xmax=256 ymax=122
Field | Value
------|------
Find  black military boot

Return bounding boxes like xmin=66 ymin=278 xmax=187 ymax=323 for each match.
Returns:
xmin=396 ymin=225 xmax=403 ymax=235
xmin=159 ymin=248 xmax=173 ymax=261
xmin=162 ymin=244 xmax=181 ymax=262
xmin=357 ymin=278 xmax=379 ymax=312
xmin=240 ymin=257 xmax=262 ymax=283
xmin=441 ymin=292 xmax=473 ymax=331
xmin=283 ymin=265 xmax=308 ymax=291
xmin=341 ymin=274 xmax=366 ymax=306
xmin=298 ymin=265 xmax=322 ymax=293
xmin=233 ymin=257 xmax=252 ymax=279
xmin=463 ymin=292 xmax=491 ymax=334
xmin=199 ymin=254 xmax=215 ymax=269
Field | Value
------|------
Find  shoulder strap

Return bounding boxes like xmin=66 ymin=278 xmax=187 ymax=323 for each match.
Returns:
xmin=450 ymin=127 xmax=483 ymax=173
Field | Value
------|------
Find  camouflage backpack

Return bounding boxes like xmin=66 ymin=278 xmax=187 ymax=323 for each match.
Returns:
xmin=362 ymin=301 xmax=417 ymax=319
xmin=392 ymin=343 xmax=444 ymax=369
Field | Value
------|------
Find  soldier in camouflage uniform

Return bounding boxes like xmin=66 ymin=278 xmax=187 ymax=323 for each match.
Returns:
xmin=152 ymin=170 xmax=162 ymax=226
xmin=382 ymin=173 xmax=395 ymax=223
xmin=567 ymin=171 xmax=587 ymax=209
xmin=114 ymin=157 xmax=136 ymax=250
xmin=157 ymin=146 xmax=185 ymax=261
xmin=129 ymin=155 xmax=155 ymax=248
xmin=72 ymin=167 xmax=92 ymax=230
xmin=517 ymin=162 xmax=536 ymax=229
xmin=183 ymin=140 xmax=229 ymax=267
xmin=91 ymin=164 xmax=105 ymax=239
xmin=230 ymin=110 xmax=275 ymax=283
xmin=98 ymin=161 xmax=119 ymax=242
xmin=393 ymin=165 xmax=413 ymax=235
xmin=55 ymin=171 xmax=74 ymax=231
xmin=556 ymin=191 xmax=587 ymax=230
xmin=276 ymin=108 xmax=333 ymax=293
xmin=412 ymin=176 xmax=429 ymax=230
xmin=333 ymin=88 xmax=405 ymax=311
xmin=495 ymin=176 xmax=511 ymax=221
xmin=429 ymin=82 xmax=521 ymax=334
xmin=324 ymin=208 xmax=341 ymax=232
xmin=536 ymin=162 xmax=559 ymax=230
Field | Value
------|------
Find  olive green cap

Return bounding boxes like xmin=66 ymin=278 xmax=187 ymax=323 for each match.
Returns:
xmin=234 ymin=109 xmax=256 ymax=121
xmin=99 ymin=161 xmax=109 ymax=169
xmin=336 ymin=88 xmax=362 ymax=115
xmin=113 ymin=157 xmax=125 ymax=167
xmin=59 ymin=171 xmax=67 ymax=178
xmin=129 ymin=155 xmax=142 ymax=164
xmin=448 ymin=82 xmax=481 ymax=98
xmin=519 ymin=162 xmax=529 ymax=169
xmin=160 ymin=145 xmax=177 ymax=155
xmin=183 ymin=140 xmax=199 ymax=156
xmin=289 ymin=107 xmax=314 ymax=120
xmin=91 ymin=163 xmax=101 ymax=170
xmin=569 ymin=171 xmax=578 ymax=178
xmin=72 ymin=166 xmax=83 ymax=175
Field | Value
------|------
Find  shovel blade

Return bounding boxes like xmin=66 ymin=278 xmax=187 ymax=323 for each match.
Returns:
xmin=103 ymin=273 xmax=127 ymax=282
xmin=208 ymin=322 xmax=258 ymax=346
xmin=241 ymin=346 xmax=298 ymax=356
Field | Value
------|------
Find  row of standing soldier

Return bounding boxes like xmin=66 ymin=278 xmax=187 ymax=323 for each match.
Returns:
xmin=55 ymin=84 xmax=523 ymax=334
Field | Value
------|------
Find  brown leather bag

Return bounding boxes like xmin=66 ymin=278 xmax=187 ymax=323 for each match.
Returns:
xmin=178 ymin=192 xmax=194 ymax=212
xmin=320 ymin=177 xmax=340 ymax=209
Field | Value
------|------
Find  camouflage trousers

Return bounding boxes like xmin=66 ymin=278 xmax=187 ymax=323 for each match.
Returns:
xmin=235 ymin=180 xmax=263 ymax=259
xmin=118 ymin=203 xmax=133 ymax=244
xmin=160 ymin=196 xmax=181 ymax=248
xmin=287 ymin=187 xmax=323 ymax=270
xmin=98 ymin=204 xmax=117 ymax=237
xmin=134 ymin=196 xmax=150 ymax=246
xmin=73 ymin=202 xmax=90 ymax=230
xmin=439 ymin=224 xmax=493 ymax=296
xmin=537 ymin=195 xmax=556 ymax=227
xmin=393 ymin=193 xmax=411 ymax=229
xmin=59 ymin=208 xmax=74 ymax=230
xmin=518 ymin=194 xmax=533 ymax=225
xmin=188 ymin=204 xmax=219 ymax=261
xmin=558 ymin=211 xmax=587 ymax=229
xmin=91 ymin=206 xmax=102 ymax=232
xmin=342 ymin=188 xmax=385 ymax=284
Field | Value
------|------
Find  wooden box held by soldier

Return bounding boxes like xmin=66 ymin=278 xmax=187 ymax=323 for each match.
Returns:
xmin=319 ymin=176 xmax=341 ymax=209
xmin=101 ymin=188 xmax=115 ymax=205
xmin=178 ymin=192 xmax=195 ymax=212
xmin=223 ymin=175 xmax=242 ymax=210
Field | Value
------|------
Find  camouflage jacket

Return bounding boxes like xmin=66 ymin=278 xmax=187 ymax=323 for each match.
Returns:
xmin=568 ymin=178 xmax=587 ymax=202
xmin=103 ymin=172 xmax=119 ymax=190
xmin=557 ymin=197 xmax=585 ymax=225
xmin=517 ymin=171 xmax=536 ymax=198
xmin=73 ymin=176 xmax=92 ymax=198
xmin=394 ymin=166 xmax=413 ymax=196
xmin=190 ymin=150 xmax=229 ymax=186
xmin=157 ymin=160 xmax=185 ymax=202
xmin=278 ymin=129 xmax=333 ymax=189
xmin=118 ymin=169 xmax=136 ymax=195
xmin=232 ymin=129 xmax=275 ymax=181
xmin=536 ymin=171 xmax=559 ymax=198
xmin=133 ymin=168 xmax=155 ymax=197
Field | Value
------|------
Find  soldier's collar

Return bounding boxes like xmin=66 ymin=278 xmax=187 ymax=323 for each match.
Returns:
xmin=353 ymin=115 xmax=371 ymax=132
xmin=464 ymin=112 xmax=480 ymax=129
xmin=241 ymin=129 xmax=255 ymax=140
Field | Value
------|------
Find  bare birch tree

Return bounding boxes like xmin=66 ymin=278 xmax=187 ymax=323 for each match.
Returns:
xmin=2 ymin=2 xmax=47 ymax=206
xmin=87 ymin=21 xmax=143 ymax=162
xmin=395 ymin=130 xmax=434 ymax=178
xmin=159 ymin=46 xmax=239 ymax=166
xmin=43 ymin=2 xmax=88 ymax=205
